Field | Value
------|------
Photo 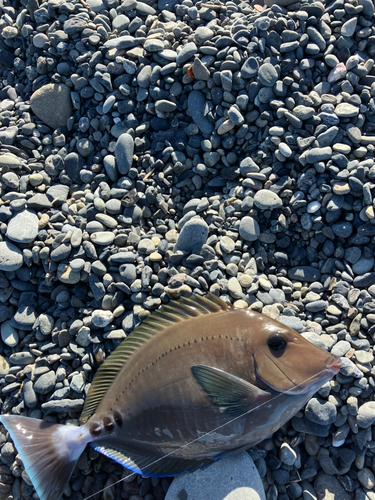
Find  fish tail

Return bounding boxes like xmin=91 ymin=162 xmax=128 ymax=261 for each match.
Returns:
xmin=0 ymin=415 xmax=90 ymax=500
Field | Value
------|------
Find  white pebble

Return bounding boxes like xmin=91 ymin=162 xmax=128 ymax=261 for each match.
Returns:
xmin=307 ymin=201 xmax=321 ymax=214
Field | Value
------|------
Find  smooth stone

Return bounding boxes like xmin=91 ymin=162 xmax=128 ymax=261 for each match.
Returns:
xmin=103 ymin=35 xmax=142 ymax=50
xmin=352 ymin=257 xmax=374 ymax=275
xmin=23 ymin=379 xmax=37 ymax=408
xmin=144 ymin=39 xmax=164 ymax=52
xmin=64 ymin=152 xmax=85 ymax=184
xmin=176 ymin=41 xmax=197 ymax=65
xmin=353 ymin=272 xmax=375 ymax=287
xmin=331 ymin=340 xmax=351 ymax=357
xmin=357 ymin=401 xmax=375 ymax=428
xmin=241 ymin=57 xmax=259 ymax=79
xmin=46 ymin=184 xmax=69 ymax=204
xmin=187 ymin=90 xmax=214 ymax=136
xmin=34 ymin=371 xmax=56 ymax=395
xmin=6 ymin=210 xmax=38 ymax=244
xmin=341 ymin=18 xmax=357 ymax=37
xmin=57 ymin=265 xmax=81 ymax=284
xmin=90 ymin=232 xmax=115 ymax=245
xmin=288 ymin=266 xmax=321 ymax=282
xmin=195 ymin=27 xmax=214 ymax=44
xmin=306 ymin=147 xmax=332 ymax=163
xmin=175 ymin=217 xmax=209 ymax=253
xmin=30 ymin=83 xmax=73 ymax=129
xmin=253 ymin=190 xmax=282 ymax=210
xmin=92 ymin=310 xmax=114 ymax=327
xmin=0 ymin=242 xmax=23 ymax=271
xmin=314 ymin=472 xmax=352 ymax=500
xmin=0 ymin=355 xmax=9 ymax=376
xmin=165 ymin=452 xmax=265 ymax=500
xmin=0 ymin=153 xmax=22 ymax=169
xmin=119 ymin=263 xmax=137 ymax=285
xmin=359 ymin=0 xmax=374 ymax=17
xmin=265 ymin=0 xmax=296 ymax=5
xmin=228 ymin=277 xmax=243 ymax=299
xmin=9 ymin=352 xmax=35 ymax=365
xmin=239 ymin=217 xmax=260 ymax=242
xmin=258 ymin=63 xmax=278 ymax=87
xmin=1 ymin=320 xmax=18 ymax=347
xmin=70 ymin=373 xmax=85 ymax=393
xmin=305 ymin=398 xmax=337 ymax=426
xmin=38 ymin=314 xmax=54 ymax=335
xmin=332 ymin=221 xmax=353 ymax=238
xmin=115 ymin=133 xmax=134 ymax=175
xmin=335 ymin=103 xmax=359 ymax=118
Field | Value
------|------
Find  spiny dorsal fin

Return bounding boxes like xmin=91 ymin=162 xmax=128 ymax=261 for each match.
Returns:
xmin=79 ymin=293 xmax=231 ymax=423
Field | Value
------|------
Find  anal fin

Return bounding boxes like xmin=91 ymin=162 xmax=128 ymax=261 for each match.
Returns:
xmin=91 ymin=441 xmax=212 ymax=477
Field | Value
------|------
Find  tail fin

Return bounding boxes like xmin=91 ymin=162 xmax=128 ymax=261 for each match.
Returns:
xmin=0 ymin=415 xmax=90 ymax=500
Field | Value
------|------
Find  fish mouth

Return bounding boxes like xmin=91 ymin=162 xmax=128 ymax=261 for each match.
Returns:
xmin=253 ymin=353 xmax=340 ymax=396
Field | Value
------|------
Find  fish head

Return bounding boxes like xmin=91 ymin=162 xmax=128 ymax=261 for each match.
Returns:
xmin=250 ymin=314 xmax=341 ymax=396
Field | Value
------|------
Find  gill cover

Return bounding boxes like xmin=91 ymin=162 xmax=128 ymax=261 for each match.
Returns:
xmin=253 ymin=326 xmax=335 ymax=394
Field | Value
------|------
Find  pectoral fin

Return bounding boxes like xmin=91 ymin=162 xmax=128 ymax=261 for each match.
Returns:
xmin=191 ymin=365 xmax=270 ymax=417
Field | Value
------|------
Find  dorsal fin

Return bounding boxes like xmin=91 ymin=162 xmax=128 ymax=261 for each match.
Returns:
xmin=79 ymin=293 xmax=231 ymax=423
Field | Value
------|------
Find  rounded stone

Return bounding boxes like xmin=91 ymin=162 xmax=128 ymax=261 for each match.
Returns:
xmin=1 ymin=321 xmax=19 ymax=347
xmin=115 ymin=133 xmax=134 ymax=175
xmin=90 ymin=232 xmax=115 ymax=245
xmin=253 ymin=190 xmax=282 ymax=210
xmin=6 ymin=210 xmax=38 ymax=244
xmin=239 ymin=217 xmax=260 ymax=242
xmin=165 ymin=452 xmax=265 ymax=500
xmin=305 ymin=398 xmax=337 ymax=425
xmin=0 ymin=242 xmax=23 ymax=271
xmin=30 ymin=83 xmax=73 ymax=129
xmin=175 ymin=217 xmax=209 ymax=253
xmin=92 ymin=310 xmax=114 ymax=328
xmin=34 ymin=371 xmax=56 ymax=395
xmin=357 ymin=401 xmax=375 ymax=428
xmin=258 ymin=63 xmax=278 ymax=87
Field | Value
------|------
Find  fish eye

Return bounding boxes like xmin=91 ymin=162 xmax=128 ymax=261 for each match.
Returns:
xmin=268 ymin=335 xmax=287 ymax=353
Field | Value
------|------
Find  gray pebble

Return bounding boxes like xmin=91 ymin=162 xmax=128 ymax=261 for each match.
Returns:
xmin=239 ymin=216 xmax=260 ymax=242
xmin=115 ymin=133 xmax=134 ymax=175
xmin=0 ymin=242 xmax=23 ymax=271
xmin=6 ymin=210 xmax=38 ymax=244
xmin=175 ymin=217 xmax=209 ymax=253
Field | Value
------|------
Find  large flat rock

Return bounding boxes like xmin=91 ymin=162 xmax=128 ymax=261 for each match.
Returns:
xmin=165 ymin=452 xmax=265 ymax=500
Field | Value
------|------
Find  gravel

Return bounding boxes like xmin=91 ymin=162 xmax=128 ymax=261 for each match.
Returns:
xmin=0 ymin=0 xmax=375 ymax=499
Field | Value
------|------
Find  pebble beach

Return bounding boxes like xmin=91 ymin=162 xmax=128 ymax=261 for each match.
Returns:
xmin=0 ymin=0 xmax=375 ymax=498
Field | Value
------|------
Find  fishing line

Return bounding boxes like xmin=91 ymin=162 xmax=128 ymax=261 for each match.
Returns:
xmin=83 ymin=367 xmax=328 ymax=500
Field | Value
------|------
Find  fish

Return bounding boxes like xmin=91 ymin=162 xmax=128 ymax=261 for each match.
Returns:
xmin=0 ymin=293 xmax=341 ymax=500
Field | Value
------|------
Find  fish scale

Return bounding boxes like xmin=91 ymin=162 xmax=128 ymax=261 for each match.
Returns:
xmin=0 ymin=293 xmax=341 ymax=500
